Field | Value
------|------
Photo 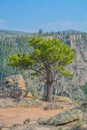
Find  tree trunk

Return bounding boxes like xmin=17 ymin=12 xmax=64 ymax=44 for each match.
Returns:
xmin=46 ymin=83 xmax=52 ymax=102
xmin=44 ymin=63 xmax=55 ymax=102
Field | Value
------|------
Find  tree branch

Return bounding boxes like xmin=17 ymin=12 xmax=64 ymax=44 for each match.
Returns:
xmin=30 ymin=67 xmax=46 ymax=76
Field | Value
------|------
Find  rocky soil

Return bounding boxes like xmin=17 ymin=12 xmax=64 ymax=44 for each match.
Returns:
xmin=0 ymin=75 xmax=87 ymax=129
xmin=0 ymin=97 xmax=86 ymax=130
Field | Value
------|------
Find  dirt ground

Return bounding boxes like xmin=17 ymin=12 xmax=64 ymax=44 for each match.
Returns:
xmin=0 ymin=107 xmax=64 ymax=125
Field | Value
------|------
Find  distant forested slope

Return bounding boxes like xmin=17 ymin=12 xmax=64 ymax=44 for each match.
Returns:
xmin=0 ymin=34 xmax=32 ymax=80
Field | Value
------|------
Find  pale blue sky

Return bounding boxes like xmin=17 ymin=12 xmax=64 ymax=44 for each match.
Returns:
xmin=0 ymin=0 xmax=87 ymax=32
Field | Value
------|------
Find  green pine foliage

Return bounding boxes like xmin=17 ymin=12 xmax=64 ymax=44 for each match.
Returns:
xmin=9 ymin=37 xmax=75 ymax=76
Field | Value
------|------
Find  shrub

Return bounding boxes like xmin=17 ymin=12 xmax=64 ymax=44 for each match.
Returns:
xmin=33 ymin=94 xmax=39 ymax=100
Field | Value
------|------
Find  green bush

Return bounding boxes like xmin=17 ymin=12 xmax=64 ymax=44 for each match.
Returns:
xmin=33 ymin=94 xmax=39 ymax=100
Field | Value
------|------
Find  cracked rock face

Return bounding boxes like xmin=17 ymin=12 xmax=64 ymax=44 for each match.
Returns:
xmin=39 ymin=108 xmax=83 ymax=126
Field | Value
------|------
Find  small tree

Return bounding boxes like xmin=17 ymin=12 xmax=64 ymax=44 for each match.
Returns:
xmin=9 ymin=37 xmax=75 ymax=102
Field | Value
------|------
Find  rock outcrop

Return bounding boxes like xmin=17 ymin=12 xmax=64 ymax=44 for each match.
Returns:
xmin=0 ymin=75 xmax=26 ymax=99
xmin=26 ymin=92 xmax=32 ymax=98
xmin=39 ymin=108 xmax=83 ymax=126
xmin=50 ymin=34 xmax=87 ymax=101
xmin=3 ymin=74 xmax=26 ymax=90
xmin=52 ymin=95 xmax=73 ymax=103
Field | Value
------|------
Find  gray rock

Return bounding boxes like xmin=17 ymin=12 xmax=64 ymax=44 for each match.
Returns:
xmin=79 ymin=124 xmax=87 ymax=130
xmin=3 ymin=75 xmax=26 ymax=90
xmin=39 ymin=108 xmax=83 ymax=126
xmin=0 ymin=75 xmax=27 ymax=99
xmin=0 ymin=123 xmax=7 ymax=129
xmin=44 ymin=103 xmax=64 ymax=110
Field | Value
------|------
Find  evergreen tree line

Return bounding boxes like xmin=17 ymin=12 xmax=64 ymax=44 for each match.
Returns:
xmin=0 ymin=35 xmax=32 ymax=80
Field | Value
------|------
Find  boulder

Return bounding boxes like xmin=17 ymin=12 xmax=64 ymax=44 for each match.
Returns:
xmin=3 ymin=75 xmax=26 ymax=90
xmin=26 ymin=92 xmax=32 ymax=98
xmin=39 ymin=108 xmax=83 ymax=126
xmin=52 ymin=95 xmax=73 ymax=103
xmin=44 ymin=103 xmax=64 ymax=110
xmin=0 ymin=75 xmax=26 ymax=99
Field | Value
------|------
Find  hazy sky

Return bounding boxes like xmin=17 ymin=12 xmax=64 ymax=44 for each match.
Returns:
xmin=0 ymin=0 xmax=87 ymax=32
